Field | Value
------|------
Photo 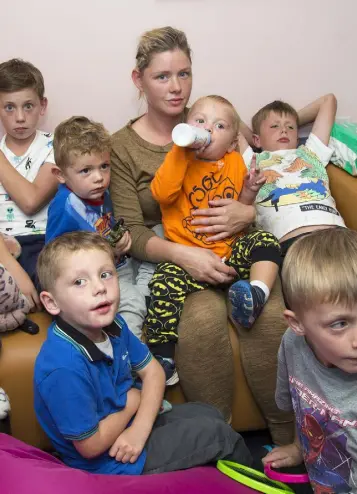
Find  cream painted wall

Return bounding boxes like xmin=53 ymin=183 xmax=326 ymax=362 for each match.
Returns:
xmin=0 ymin=0 xmax=356 ymax=134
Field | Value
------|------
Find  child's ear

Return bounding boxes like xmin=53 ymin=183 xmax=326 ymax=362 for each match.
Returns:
xmin=40 ymin=291 xmax=60 ymax=316
xmin=227 ymin=135 xmax=239 ymax=153
xmin=52 ymin=166 xmax=66 ymax=184
xmin=284 ymin=309 xmax=305 ymax=336
xmin=39 ymin=97 xmax=48 ymax=116
xmin=131 ymin=69 xmax=143 ymax=93
xmin=252 ymin=133 xmax=261 ymax=148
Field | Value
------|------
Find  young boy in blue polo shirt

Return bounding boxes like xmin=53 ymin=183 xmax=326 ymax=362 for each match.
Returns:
xmin=34 ymin=231 xmax=252 ymax=475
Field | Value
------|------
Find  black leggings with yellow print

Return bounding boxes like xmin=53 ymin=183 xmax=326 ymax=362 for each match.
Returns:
xmin=146 ymin=230 xmax=281 ymax=359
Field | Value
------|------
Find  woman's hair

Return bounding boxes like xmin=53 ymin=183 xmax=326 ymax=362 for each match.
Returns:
xmin=282 ymin=228 xmax=357 ymax=312
xmin=135 ymin=26 xmax=192 ymax=72
xmin=53 ymin=116 xmax=112 ymax=170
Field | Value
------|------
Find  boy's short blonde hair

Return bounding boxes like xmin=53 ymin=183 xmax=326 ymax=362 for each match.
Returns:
xmin=0 ymin=58 xmax=45 ymax=99
xmin=252 ymin=100 xmax=299 ymax=135
xmin=282 ymin=228 xmax=357 ymax=312
xmin=54 ymin=116 xmax=112 ymax=170
xmin=188 ymin=95 xmax=241 ymax=134
xmin=37 ymin=231 xmax=115 ymax=292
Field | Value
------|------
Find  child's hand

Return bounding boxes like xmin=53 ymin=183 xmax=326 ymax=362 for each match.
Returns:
xmin=109 ymin=425 xmax=146 ymax=464
xmin=262 ymin=442 xmax=303 ymax=469
xmin=114 ymin=231 xmax=132 ymax=257
xmin=244 ymin=154 xmax=266 ymax=193
xmin=195 ymin=138 xmax=211 ymax=159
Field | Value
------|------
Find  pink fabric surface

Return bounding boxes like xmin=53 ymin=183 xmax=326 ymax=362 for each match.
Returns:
xmin=0 ymin=433 xmax=256 ymax=494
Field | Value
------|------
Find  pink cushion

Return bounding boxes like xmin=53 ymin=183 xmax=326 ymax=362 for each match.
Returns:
xmin=0 ymin=433 xmax=255 ymax=494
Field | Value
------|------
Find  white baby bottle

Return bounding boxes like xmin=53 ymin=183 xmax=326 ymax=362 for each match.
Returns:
xmin=172 ymin=123 xmax=211 ymax=149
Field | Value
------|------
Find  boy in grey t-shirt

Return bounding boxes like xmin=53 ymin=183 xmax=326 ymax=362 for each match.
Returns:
xmin=263 ymin=228 xmax=357 ymax=493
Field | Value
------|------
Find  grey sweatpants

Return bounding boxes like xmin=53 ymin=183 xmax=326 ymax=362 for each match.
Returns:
xmin=143 ymin=402 xmax=252 ymax=474
xmin=117 ymin=257 xmax=147 ymax=339
xmin=118 ymin=224 xmax=164 ymax=338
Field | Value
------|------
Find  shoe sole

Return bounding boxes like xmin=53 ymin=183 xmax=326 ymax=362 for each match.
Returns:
xmin=166 ymin=369 xmax=179 ymax=386
xmin=228 ymin=280 xmax=254 ymax=329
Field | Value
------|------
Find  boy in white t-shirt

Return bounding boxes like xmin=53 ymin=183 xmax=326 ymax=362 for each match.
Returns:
xmin=0 ymin=59 xmax=58 ymax=311
xmin=239 ymin=94 xmax=346 ymax=266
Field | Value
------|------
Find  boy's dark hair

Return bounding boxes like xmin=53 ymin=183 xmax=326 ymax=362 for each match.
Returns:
xmin=252 ymin=100 xmax=299 ymax=135
xmin=0 ymin=59 xmax=45 ymax=99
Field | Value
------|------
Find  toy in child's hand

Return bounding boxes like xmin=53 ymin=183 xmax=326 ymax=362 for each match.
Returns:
xmin=18 ymin=318 xmax=40 ymax=335
xmin=106 ymin=218 xmax=130 ymax=248
xmin=217 ymin=460 xmax=294 ymax=493
xmin=264 ymin=463 xmax=310 ymax=484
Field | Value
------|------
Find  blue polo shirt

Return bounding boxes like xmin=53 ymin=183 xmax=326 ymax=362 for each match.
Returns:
xmin=34 ymin=315 xmax=152 ymax=475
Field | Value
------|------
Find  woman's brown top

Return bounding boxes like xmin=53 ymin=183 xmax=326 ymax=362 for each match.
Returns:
xmin=110 ymin=118 xmax=173 ymax=261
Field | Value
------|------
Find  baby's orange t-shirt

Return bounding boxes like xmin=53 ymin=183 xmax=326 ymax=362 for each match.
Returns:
xmin=151 ymin=145 xmax=247 ymax=258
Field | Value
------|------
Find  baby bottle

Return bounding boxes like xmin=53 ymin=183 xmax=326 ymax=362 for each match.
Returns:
xmin=172 ymin=123 xmax=211 ymax=149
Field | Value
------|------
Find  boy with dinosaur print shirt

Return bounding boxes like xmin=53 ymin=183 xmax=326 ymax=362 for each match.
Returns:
xmin=239 ymin=94 xmax=346 ymax=266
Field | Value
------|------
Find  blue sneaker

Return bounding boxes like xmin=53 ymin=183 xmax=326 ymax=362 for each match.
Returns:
xmin=229 ymin=280 xmax=265 ymax=329
xmin=155 ymin=356 xmax=179 ymax=386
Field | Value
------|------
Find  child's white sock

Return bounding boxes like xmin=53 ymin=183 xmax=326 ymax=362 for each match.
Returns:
xmin=250 ymin=280 xmax=270 ymax=303
xmin=0 ymin=387 xmax=10 ymax=419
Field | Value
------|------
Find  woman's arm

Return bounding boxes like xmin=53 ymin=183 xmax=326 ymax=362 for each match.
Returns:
xmin=0 ymin=152 xmax=58 ymax=215
xmin=191 ymin=198 xmax=256 ymax=242
xmin=110 ymin=147 xmax=155 ymax=262
xmin=239 ymin=121 xmax=254 ymax=154
xmin=145 ymin=235 xmax=236 ymax=285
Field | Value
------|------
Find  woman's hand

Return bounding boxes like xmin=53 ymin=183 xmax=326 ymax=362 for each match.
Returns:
xmin=174 ymin=245 xmax=237 ymax=285
xmin=114 ymin=231 xmax=132 ymax=257
xmin=190 ymin=199 xmax=255 ymax=242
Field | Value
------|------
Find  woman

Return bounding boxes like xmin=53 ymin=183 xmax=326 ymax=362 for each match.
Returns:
xmin=110 ymin=27 xmax=293 ymax=441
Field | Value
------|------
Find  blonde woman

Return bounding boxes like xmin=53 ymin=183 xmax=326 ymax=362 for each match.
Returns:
xmin=110 ymin=27 xmax=292 ymax=443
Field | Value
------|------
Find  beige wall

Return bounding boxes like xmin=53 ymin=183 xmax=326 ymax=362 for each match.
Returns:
xmin=1 ymin=0 xmax=356 ymax=134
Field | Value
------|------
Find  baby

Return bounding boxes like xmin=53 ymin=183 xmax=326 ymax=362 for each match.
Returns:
xmin=147 ymin=95 xmax=281 ymax=384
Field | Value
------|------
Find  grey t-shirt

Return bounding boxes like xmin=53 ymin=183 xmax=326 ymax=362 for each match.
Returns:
xmin=277 ymin=328 xmax=357 ymax=493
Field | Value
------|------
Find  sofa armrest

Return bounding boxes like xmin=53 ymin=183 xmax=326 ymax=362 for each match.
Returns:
xmin=0 ymin=312 xmax=53 ymax=449
xmin=327 ymin=165 xmax=357 ymax=231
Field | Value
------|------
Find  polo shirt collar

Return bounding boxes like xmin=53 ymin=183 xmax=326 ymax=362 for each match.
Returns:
xmin=54 ymin=316 xmax=122 ymax=362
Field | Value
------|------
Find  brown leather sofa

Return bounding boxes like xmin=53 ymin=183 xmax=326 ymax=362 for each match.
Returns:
xmin=0 ymin=165 xmax=356 ymax=451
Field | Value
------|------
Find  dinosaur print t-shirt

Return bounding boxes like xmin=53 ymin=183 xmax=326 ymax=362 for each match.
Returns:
xmin=0 ymin=131 xmax=55 ymax=236
xmin=243 ymin=134 xmax=346 ymax=240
